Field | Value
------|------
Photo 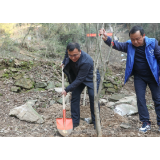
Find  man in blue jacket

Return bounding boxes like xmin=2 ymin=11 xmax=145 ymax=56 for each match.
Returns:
xmin=100 ymin=26 xmax=160 ymax=133
xmin=61 ymin=42 xmax=100 ymax=130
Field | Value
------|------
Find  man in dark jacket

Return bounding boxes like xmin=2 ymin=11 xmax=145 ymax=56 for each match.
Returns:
xmin=100 ymin=26 xmax=160 ymax=133
xmin=61 ymin=42 xmax=100 ymax=129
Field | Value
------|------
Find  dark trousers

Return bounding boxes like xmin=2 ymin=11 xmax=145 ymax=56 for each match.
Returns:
xmin=71 ymin=83 xmax=99 ymax=125
xmin=134 ymin=75 xmax=160 ymax=125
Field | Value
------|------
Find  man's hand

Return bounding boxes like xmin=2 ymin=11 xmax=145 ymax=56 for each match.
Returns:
xmin=99 ymin=28 xmax=108 ymax=41
xmin=62 ymin=90 xmax=67 ymax=97
xmin=60 ymin=63 xmax=64 ymax=68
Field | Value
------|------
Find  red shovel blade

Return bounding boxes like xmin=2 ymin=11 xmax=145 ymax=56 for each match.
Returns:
xmin=56 ymin=109 xmax=73 ymax=137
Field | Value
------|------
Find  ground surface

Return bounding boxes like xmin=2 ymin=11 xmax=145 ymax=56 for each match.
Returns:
xmin=0 ymin=60 xmax=159 ymax=137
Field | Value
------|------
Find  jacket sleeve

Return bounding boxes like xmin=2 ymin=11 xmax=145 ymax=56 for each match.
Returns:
xmin=65 ymin=63 xmax=91 ymax=92
xmin=104 ymin=36 xmax=128 ymax=53
xmin=62 ymin=50 xmax=68 ymax=64
xmin=154 ymin=39 xmax=160 ymax=76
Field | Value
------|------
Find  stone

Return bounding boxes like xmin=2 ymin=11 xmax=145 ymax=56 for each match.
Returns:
xmin=35 ymin=82 xmax=47 ymax=88
xmin=50 ymin=100 xmax=56 ymax=106
xmin=11 ymin=86 xmax=21 ymax=92
xmin=104 ymin=83 xmax=114 ymax=88
xmin=115 ymin=95 xmax=137 ymax=107
xmin=106 ymin=102 xmax=115 ymax=109
xmin=106 ymin=88 xmax=115 ymax=93
xmin=46 ymin=81 xmax=55 ymax=90
xmin=54 ymin=88 xmax=62 ymax=93
xmin=55 ymin=82 xmax=62 ymax=87
xmin=12 ymin=74 xmax=23 ymax=80
xmin=8 ymin=67 xmax=18 ymax=73
xmin=108 ymin=93 xmax=126 ymax=102
xmin=57 ymin=97 xmax=62 ymax=104
xmin=99 ymin=99 xmax=108 ymax=105
xmin=15 ymin=78 xmax=34 ymax=89
xmin=120 ymin=123 xmax=131 ymax=129
xmin=114 ymin=104 xmax=138 ymax=116
xmin=9 ymin=100 xmax=44 ymax=124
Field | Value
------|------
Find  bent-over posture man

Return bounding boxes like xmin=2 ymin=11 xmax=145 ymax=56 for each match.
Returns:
xmin=61 ymin=43 xmax=100 ymax=129
xmin=100 ymin=26 xmax=160 ymax=133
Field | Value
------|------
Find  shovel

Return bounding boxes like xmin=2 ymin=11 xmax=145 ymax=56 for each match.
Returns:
xmin=56 ymin=65 xmax=73 ymax=136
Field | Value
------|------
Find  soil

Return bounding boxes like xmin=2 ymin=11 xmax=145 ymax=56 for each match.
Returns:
xmin=0 ymin=59 xmax=159 ymax=137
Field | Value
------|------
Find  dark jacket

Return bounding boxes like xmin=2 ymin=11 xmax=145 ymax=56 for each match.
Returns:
xmin=104 ymin=36 xmax=160 ymax=85
xmin=63 ymin=50 xmax=100 ymax=92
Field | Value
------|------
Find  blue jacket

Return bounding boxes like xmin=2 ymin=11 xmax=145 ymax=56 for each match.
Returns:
xmin=105 ymin=36 xmax=160 ymax=85
xmin=63 ymin=50 xmax=100 ymax=92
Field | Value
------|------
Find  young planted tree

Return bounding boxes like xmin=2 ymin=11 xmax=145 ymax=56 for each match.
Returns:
xmin=93 ymin=23 xmax=116 ymax=137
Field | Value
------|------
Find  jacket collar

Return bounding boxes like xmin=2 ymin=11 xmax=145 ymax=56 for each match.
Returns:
xmin=127 ymin=36 xmax=154 ymax=47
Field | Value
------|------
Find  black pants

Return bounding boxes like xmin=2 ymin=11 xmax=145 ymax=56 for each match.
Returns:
xmin=71 ymin=83 xmax=99 ymax=125
xmin=134 ymin=75 xmax=160 ymax=125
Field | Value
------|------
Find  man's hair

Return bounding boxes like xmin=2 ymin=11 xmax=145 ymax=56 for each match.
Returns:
xmin=66 ymin=43 xmax=81 ymax=51
xmin=129 ymin=26 xmax=145 ymax=36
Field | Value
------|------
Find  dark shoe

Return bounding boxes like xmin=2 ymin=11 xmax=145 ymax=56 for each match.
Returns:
xmin=139 ymin=122 xmax=151 ymax=133
xmin=73 ymin=123 xmax=79 ymax=130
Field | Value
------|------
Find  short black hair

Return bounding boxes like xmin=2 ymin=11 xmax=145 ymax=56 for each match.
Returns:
xmin=129 ymin=26 xmax=144 ymax=36
xmin=66 ymin=43 xmax=81 ymax=51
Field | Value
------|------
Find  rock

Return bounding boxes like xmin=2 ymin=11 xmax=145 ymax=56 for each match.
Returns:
xmin=106 ymin=102 xmax=115 ymax=109
xmin=11 ymin=86 xmax=21 ymax=92
xmin=108 ymin=93 xmax=126 ymax=102
xmin=99 ymin=99 xmax=108 ymax=105
xmin=115 ymin=95 xmax=137 ymax=107
xmin=46 ymin=81 xmax=55 ymax=90
xmin=55 ymin=82 xmax=62 ymax=87
xmin=120 ymin=123 xmax=131 ymax=129
xmin=9 ymin=100 xmax=44 ymax=124
xmin=104 ymin=83 xmax=114 ymax=88
xmin=15 ymin=78 xmax=34 ymax=89
xmin=114 ymin=104 xmax=138 ymax=116
xmin=35 ymin=82 xmax=47 ymax=88
xmin=12 ymin=74 xmax=23 ymax=80
xmin=50 ymin=100 xmax=56 ymax=106
xmin=130 ymin=132 xmax=135 ymax=137
xmin=57 ymin=97 xmax=62 ymax=104
xmin=54 ymin=88 xmax=62 ymax=93
xmin=8 ymin=67 xmax=18 ymax=73
xmin=106 ymin=88 xmax=116 ymax=93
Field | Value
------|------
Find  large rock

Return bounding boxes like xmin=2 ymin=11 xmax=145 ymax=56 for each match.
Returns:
xmin=11 ymin=86 xmax=21 ymax=92
xmin=54 ymin=88 xmax=62 ymax=93
xmin=12 ymin=74 xmax=23 ymax=80
xmin=15 ymin=78 xmax=34 ymax=89
xmin=46 ymin=81 xmax=55 ymax=90
xmin=99 ymin=99 xmax=108 ymax=105
xmin=114 ymin=104 xmax=138 ymax=116
xmin=106 ymin=88 xmax=116 ymax=93
xmin=115 ymin=95 xmax=137 ymax=107
xmin=8 ymin=67 xmax=18 ymax=73
xmin=35 ymin=82 xmax=47 ymax=88
xmin=108 ymin=93 xmax=126 ymax=102
xmin=104 ymin=83 xmax=114 ymax=88
xmin=9 ymin=100 xmax=44 ymax=123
